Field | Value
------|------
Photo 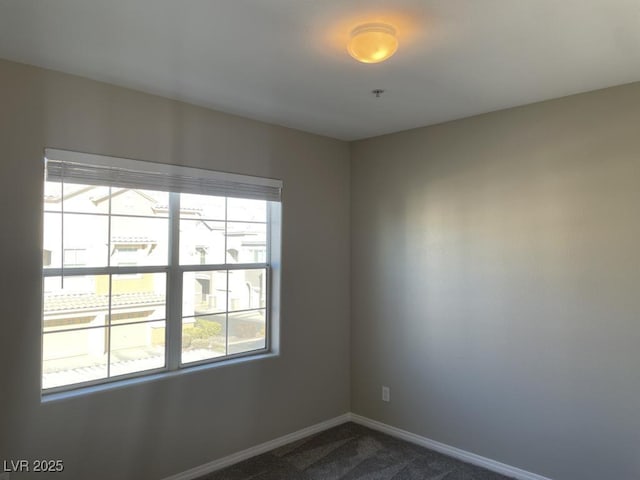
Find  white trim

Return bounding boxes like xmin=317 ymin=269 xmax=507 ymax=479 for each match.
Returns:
xmin=161 ymin=414 xmax=352 ymax=480
xmin=350 ymin=414 xmax=552 ymax=480
xmin=161 ymin=412 xmax=552 ymax=480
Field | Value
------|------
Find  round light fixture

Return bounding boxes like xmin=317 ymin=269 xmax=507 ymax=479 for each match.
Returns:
xmin=348 ymin=23 xmax=398 ymax=64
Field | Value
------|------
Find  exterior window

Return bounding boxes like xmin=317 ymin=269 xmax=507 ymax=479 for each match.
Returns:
xmin=63 ymin=248 xmax=87 ymax=266
xmin=42 ymin=149 xmax=281 ymax=393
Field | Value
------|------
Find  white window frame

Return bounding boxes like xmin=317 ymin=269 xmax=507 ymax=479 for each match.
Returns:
xmin=42 ymin=149 xmax=282 ymax=396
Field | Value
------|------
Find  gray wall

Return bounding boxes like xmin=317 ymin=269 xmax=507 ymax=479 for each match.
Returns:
xmin=0 ymin=59 xmax=350 ymax=480
xmin=4 ymin=55 xmax=640 ymax=480
xmin=351 ymin=83 xmax=640 ymax=480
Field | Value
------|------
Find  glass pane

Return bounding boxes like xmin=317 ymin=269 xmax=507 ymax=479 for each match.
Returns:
xmin=43 ymin=181 xmax=62 ymax=212
xmin=60 ymin=183 xmax=112 ymax=214
xmin=64 ymin=214 xmax=109 ymax=267
xmin=43 ymin=212 xmax=61 ymax=269
xmin=182 ymin=314 xmax=227 ymax=363
xmin=227 ymin=197 xmax=266 ymax=222
xmin=110 ymin=216 xmax=169 ymax=266
xmin=183 ymin=271 xmax=227 ymax=317
xmin=42 ymin=328 xmax=108 ymax=389
xmin=110 ymin=188 xmax=169 ymax=217
xmin=179 ymin=220 xmax=225 ymax=265
xmin=228 ymin=310 xmax=266 ymax=355
xmin=228 ymin=268 xmax=267 ymax=311
xmin=111 ymin=272 xmax=166 ymax=323
xmin=43 ymin=275 xmax=110 ymax=334
xmin=110 ymin=321 xmax=166 ymax=377
xmin=226 ymin=222 xmax=267 ymax=264
xmin=181 ymin=193 xmax=225 ymax=220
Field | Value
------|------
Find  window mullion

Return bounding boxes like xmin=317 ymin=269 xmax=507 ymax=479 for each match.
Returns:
xmin=166 ymin=192 xmax=182 ymax=370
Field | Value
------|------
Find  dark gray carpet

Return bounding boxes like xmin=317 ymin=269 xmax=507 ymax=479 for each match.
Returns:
xmin=200 ymin=422 xmax=514 ymax=480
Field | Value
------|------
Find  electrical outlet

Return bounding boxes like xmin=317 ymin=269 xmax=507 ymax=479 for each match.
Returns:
xmin=382 ymin=385 xmax=390 ymax=402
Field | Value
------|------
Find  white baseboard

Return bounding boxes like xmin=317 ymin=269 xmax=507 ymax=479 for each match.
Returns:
xmin=350 ymin=414 xmax=552 ymax=480
xmin=163 ymin=412 xmax=552 ymax=480
xmin=162 ymin=413 xmax=352 ymax=480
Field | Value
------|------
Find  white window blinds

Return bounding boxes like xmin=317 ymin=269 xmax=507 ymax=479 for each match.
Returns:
xmin=45 ymin=148 xmax=282 ymax=202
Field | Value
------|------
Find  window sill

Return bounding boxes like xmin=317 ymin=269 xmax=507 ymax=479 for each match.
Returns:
xmin=41 ymin=351 xmax=279 ymax=403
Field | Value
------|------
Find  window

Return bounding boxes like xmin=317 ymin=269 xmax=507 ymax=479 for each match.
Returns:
xmin=63 ymin=248 xmax=87 ymax=267
xmin=42 ymin=149 xmax=282 ymax=393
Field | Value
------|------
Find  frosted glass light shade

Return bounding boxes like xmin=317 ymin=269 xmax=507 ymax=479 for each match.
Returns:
xmin=348 ymin=23 xmax=398 ymax=64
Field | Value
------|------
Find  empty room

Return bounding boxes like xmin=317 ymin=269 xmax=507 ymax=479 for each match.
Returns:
xmin=1 ymin=1 xmax=639 ymax=480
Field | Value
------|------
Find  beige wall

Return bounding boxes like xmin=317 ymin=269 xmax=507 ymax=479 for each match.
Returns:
xmin=0 ymin=59 xmax=350 ymax=480
xmin=351 ymin=82 xmax=640 ymax=480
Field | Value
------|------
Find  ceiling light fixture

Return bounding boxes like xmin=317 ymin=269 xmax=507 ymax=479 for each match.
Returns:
xmin=348 ymin=23 xmax=398 ymax=64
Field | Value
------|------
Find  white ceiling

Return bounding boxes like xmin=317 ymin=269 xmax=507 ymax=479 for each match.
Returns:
xmin=1 ymin=0 xmax=639 ymax=140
